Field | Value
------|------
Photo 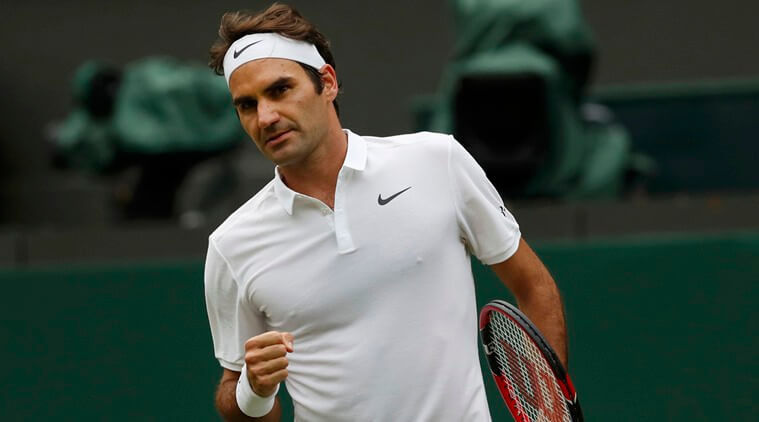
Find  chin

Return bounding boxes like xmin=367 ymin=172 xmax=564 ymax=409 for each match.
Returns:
xmin=269 ymin=151 xmax=299 ymax=167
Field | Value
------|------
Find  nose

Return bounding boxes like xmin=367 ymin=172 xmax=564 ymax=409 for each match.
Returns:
xmin=257 ymin=100 xmax=280 ymax=129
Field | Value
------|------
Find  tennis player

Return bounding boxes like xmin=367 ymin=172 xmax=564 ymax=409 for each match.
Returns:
xmin=204 ymin=4 xmax=568 ymax=421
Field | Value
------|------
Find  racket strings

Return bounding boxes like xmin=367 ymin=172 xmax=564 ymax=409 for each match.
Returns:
xmin=488 ymin=312 xmax=571 ymax=422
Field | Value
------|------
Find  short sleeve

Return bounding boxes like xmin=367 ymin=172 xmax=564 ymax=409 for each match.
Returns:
xmin=447 ymin=136 xmax=521 ymax=265
xmin=204 ymin=239 xmax=267 ymax=371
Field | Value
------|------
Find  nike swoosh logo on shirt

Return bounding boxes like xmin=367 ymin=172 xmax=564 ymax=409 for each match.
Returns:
xmin=378 ymin=187 xmax=412 ymax=206
xmin=233 ymin=40 xmax=262 ymax=59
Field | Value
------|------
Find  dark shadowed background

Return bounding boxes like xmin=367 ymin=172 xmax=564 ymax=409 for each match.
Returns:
xmin=1 ymin=0 xmax=758 ymax=225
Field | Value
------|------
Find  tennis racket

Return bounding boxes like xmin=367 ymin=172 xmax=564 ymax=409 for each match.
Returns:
xmin=479 ymin=299 xmax=583 ymax=422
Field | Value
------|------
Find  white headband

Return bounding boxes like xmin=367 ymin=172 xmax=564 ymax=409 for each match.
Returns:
xmin=223 ymin=33 xmax=327 ymax=86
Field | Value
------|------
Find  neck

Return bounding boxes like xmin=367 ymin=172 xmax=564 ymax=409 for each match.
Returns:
xmin=279 ymin=126 xmax=347 ymax=209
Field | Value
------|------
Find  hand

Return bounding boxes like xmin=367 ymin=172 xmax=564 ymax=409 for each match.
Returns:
xmin=243 ymin=331 xmax=294 ymax=397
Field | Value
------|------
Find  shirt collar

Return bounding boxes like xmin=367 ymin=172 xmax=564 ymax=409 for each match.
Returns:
xmin=273 ymin=129 xmax=367 ymax=215
xmin=342 ymin=129 xmax=367 ymax=171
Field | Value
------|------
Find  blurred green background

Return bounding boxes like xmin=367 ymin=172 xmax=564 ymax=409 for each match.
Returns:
xmin=2 ymin=232 xmax=756 ymax=421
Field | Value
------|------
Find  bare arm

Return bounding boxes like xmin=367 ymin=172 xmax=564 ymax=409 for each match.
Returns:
xmin=490 ymin=238 xmax=568 ymax=367
xmin=215 ymin=369 xmax=282 ymax=422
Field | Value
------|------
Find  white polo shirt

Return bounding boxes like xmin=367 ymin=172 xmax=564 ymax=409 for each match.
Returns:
xmin=205 ymin=130 xmax=521 ymax=422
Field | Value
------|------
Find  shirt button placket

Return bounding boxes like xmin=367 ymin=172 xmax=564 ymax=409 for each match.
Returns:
xmin=334 ymin=171 xmax=355 ymax=253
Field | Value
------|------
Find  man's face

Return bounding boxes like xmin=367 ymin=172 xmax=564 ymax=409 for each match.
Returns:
xmin=229 ymin=58 xmax=336 ymax=167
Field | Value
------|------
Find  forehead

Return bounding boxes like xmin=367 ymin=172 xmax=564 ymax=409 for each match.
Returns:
xmin=228 ymin=58 xmax=306 ymax=94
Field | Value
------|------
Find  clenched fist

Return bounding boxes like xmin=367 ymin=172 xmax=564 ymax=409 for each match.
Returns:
xmin=244 ymin=331 xmax=294 ymax=397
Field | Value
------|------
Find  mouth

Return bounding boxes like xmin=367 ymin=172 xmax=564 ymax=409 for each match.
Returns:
xmin=265 ymin=129 xmax=292 ymax=145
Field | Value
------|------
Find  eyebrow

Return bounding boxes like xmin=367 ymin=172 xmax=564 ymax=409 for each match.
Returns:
xmin=232 ymin=76 xmax=296 ymax=107
xmin=263 ymin=77 xmax=295 ymax=95
xmin=232 ymin=95 xmax=254 ymax=107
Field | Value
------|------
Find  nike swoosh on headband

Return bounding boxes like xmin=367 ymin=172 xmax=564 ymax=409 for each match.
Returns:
xmin=233 ymin=40 xmax=262 ymax=59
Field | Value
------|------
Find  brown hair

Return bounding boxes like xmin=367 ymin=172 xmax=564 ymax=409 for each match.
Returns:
xmin=209 ymin=3 xmax=339 ymax=113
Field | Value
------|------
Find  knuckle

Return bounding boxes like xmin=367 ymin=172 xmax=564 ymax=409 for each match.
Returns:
xmin=244 ymin=350 xmax=258 ymax=364
xmin=245 ymin=331 xmax=278 ymax=349
xmin=263 ymin=372 xmax=283 ymax=384
xmin=244 ymin=338 xmax=259 ymax=350
xmin=251 ymin=365 xmax=267 ymax=378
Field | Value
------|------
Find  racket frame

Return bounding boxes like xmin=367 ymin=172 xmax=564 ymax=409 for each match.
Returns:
xmin=479 ymin=299 xmax=583 ymax=422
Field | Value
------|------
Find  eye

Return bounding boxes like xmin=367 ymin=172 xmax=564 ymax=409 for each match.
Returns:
xmin=237 ymin=99 xmax=257 ymax=112
xmin=272 ymin=84 xmax=290 ymax=97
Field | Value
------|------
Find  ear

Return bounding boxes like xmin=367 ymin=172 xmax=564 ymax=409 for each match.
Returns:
xmin=319 ymin=64 xmax=339 ymax=101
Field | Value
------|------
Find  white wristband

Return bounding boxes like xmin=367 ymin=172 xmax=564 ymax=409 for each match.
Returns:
xmin=236 ymin=366 xmax=279 ymax=417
